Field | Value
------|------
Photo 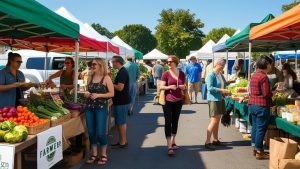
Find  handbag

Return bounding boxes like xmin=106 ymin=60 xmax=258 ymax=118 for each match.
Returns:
xmin=182 ymin=89 xmax=191 ymax=105
xmin=158 ymin=90 xmax=165 ymax=105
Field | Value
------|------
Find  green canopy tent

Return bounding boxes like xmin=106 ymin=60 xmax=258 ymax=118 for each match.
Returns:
xmin=133 ymin=48 xmax=143 ymax=60
xmin=0 ymin=0 xmax=83 ymax=102
xmin=213 ymin=14 xmax=275 ymax=80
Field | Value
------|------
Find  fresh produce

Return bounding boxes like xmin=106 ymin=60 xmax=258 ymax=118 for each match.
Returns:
xmin=14 ymin=106 xmax=48 ymax=126
xmin=0 ymin=121 xmax=16 ymax=131
xmin=0 ymin=106 xmax=18 ymax=121
xmin=272 ymin=92 xmax=289 ymax=106
xmin=28 ymin=93 xmax=70 ymax=120
xmin=0 ymin=121 xmax=28 ymax=143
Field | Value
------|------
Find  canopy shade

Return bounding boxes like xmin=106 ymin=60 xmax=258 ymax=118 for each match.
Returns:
xmin=133 ymin=48 xmax=143 ymax=59
xmin=249 ymin=4 xmax=300 ymax=51
xmin=83 ymin=23 xmax=120 ymax=54
xmin=214 ymin=14 xmax=274 ymax=52
xmin=112 ymin=36 xmax=135 ymax=56
xmin=0 ymin=0 xmax=79 ymax=40
xmin=250 ymin=4 xmax=300 ymax=41
xmin=187 ymin=40 xmax=215 ymax=59
xmin=143 ymin=49 xmax=168 ymax=60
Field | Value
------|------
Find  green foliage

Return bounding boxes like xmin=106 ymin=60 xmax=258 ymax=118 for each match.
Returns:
xmin=155 ymin=9 xmax=204 ymax=59
xmin=252 ymin=52 xmax=269 ymax=61
xmin=202 ymin=27 xmax=236 ymax=44
xmin=114 ymin=24 xmax=157 ymax=54
xmin=282 ymin=0 xmax=299 ymax=12
xmin=91 ymin=23 xmax=114 ymax=39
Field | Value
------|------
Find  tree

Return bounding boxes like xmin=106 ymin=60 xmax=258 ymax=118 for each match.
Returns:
xmin=202 ymin=27 xmax=236 ymax=44
xmin=282 ymin=0 xmax=299 ymax=12
xmin=155 ymin=9 xmax=204 ymax=58
xmin=114 ymin=24 xmax=157 ymax=54
xmin=91 ymin=23 xmax=114 ymax=39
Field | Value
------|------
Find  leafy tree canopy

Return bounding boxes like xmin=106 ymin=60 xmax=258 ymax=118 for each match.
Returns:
xmin=155 ymin=9 xmax=204 ymax=58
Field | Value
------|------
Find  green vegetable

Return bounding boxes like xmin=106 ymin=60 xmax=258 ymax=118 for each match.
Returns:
xmin=236 ymin=78 xmax=248 ymax=87
xmin=0 ymin=121 xmax=16 ymax=131
xmin=37 ymin=106 xmax=62 ymax=118
xmin=0 ymin=130 xmax=8 ymax=142
xmin=13 ymin=126 xmax=28 ymax=141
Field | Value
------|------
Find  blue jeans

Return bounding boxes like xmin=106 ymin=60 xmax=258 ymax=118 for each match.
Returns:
xmin=85 ymin=108 xmax=108 ymax=148
xmin=248 ymin=105 xmax=270 ymax=152
xmin=129 ymin=83 xmax=137 ymax=111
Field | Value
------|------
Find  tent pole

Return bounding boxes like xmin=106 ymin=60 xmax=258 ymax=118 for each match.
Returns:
xmin=226 ymin=50 xmax=229 ymax=80
xmin=248 ymin=42 xmax=252 ymax=81
xmin=106 ymin=42 xmax=109 ymax=65
xmin=44 ymin=46 xmax=49 ymax=81
xmin=212 ymin=52 xmax=215 ymax=67
xmin=74 ymin=41 xmax=80 ymax=103
xmin=295 ymin=50 xmax=298 ymax=72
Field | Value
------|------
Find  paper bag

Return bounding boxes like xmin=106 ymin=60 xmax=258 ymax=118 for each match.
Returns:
xmin=158 ymin=90 xmax=165 ymax=105
xmin=269 ymin=137 xmax=298 ymax=169
xmin=278 ymin=159 xmax=300 ymax=169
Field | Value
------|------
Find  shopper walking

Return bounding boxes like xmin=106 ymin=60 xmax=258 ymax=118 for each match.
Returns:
xmin=248 ymin=55 xmax=273 ymax=160
xmin=152 ymin=60 xmax=164 ymax=95
xmin=84 ymin=58 xmax=114 ymax=165
xmin=205 ymin=58 xmax=228 ymax=150
xmin=124 ymin=56 xmax=140 ymax=115
xmin=160 ymin=55 xmax=186 ymax=157
xmin=185 ymin=56 xmax=202 ymax=103
xmin=111 ymin=56 xmax=131 ymax=148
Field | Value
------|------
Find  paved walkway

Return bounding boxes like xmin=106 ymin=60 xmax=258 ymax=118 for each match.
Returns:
xmin=73 ymin=90 xmax=268 ymax=169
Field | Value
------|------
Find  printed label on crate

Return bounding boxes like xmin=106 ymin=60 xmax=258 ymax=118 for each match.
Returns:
xmin=37 ymin=125 xmax=62 ymax=169
xmin=0 ymin=146 xmax=14 ymax=169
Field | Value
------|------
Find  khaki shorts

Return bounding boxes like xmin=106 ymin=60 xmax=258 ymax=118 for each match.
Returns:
xmin=208 ymin=100 xmax=225 ymax=117
xmin=188 ymin=82 xmax=201 ymax=93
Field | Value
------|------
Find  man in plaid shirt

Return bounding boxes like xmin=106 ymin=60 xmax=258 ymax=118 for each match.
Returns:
xmin=248 ymin=55 xmax=273 ymax=160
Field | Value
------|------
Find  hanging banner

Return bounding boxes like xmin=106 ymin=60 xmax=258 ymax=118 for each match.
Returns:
xmin=37 ymin=125 xmax=63 ymax=169
xmin=0 ymin=146 xmax=15 ymax=169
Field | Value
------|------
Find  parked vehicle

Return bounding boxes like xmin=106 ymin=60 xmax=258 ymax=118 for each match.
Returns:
xmin=0 ymin=50 xmax=69 ymax=84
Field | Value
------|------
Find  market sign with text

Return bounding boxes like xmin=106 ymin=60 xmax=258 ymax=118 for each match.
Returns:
xmin=37 ymin=125 xmax=62 ymax=169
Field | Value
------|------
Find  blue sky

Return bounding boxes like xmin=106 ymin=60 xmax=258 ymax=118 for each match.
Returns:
xmin=37 ymin=0 xmax=293 ymax=34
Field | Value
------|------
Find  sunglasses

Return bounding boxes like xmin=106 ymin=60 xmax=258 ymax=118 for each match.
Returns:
xmin=15 ymin=60 xmax=23 ymax=64
xmin=167 ymin=61 xmax=174 ymax=64
xmin=64 ymin=62 xmax=71 ymax=64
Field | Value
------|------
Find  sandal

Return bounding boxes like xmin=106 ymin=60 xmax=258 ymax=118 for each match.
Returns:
xmin=98 ymin=156 xmax=108 ymax=165
xmin=168 ymin=148 xmax=175 ymax=157
xmin=172 ymin=144 xmax=180 ymax=150
xmin=85 ymin=155 xmax=98 ymax=164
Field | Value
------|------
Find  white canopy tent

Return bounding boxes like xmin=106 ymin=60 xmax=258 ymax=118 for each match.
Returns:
xmin=111 ymin=36 xmax=135 ymax=57
xmin=55 ymin=7 xmax=117 ymax=59
xmin=143 ymin=49 xmax=168 ymax=60
xmin=187 ymin=40 xmax=216 ymax=60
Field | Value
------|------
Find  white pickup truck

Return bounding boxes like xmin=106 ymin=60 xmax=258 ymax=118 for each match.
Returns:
xmin=0 ymin=50 xmax=69 ymax=84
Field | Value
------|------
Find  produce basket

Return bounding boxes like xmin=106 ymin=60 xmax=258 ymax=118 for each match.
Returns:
xmin=50 ymin=113 xmax=71 ymax=127
xmin=26 ymin=120 xmax=50 ymax=135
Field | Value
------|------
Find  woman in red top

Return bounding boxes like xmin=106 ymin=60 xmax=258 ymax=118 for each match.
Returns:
xmin=248 ymin=55 xmax=273 ymax=160
xmin=160 ymin=55 xmax=186 ymax=157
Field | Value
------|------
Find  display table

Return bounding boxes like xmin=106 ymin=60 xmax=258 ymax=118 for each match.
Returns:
xmin=226 ymin=97 xmax=300 ymax=138
xmin=272 ymin=116 xmax=300 ymax=138
xmin=225 ymin=97 xmax=251 ymax=124
xmin=0 ymin=135 xmax=37 ymax=169
xmin=0 ymin=114 xmax=87 ymax=169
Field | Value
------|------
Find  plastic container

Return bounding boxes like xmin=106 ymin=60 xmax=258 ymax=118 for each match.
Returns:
xmin=235 ymin=118 xmax=240 ymax=128
xmin=239 ymin=119 xmax=248 ymax=133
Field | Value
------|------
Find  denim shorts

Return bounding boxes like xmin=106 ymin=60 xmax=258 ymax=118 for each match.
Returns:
xmin=113 ymin=104 xmax=129 ymax=125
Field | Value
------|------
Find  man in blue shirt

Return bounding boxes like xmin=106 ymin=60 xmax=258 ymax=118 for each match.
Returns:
xmin=185 ymin=56 xmax=202 ymax=103
xmin=0 ymin=52 xmax=25 ymax=108
xmin=124 ymin=56 xmax=140 ymax=115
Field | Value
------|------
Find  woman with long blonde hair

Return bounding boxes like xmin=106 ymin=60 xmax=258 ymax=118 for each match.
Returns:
xmin=84 ymin=58 xmax=114 ymax=165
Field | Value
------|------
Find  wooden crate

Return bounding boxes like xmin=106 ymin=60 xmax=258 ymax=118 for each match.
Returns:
xmin=26 ymin=120 xmax=50 ymax=135
xmin=50 ymin=113 xmax=71 ymax=127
